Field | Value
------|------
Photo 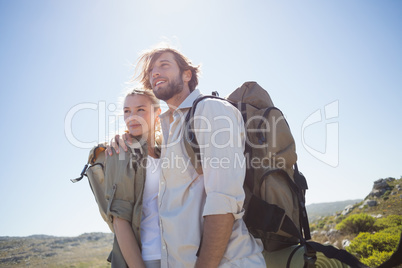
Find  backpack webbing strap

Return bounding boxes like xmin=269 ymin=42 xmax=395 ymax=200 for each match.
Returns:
xmin=184 ymin=94 xmax=236 ymax=175
xmin=307 ymin=241 xmax=369 ymax=268
xmin=286 ymin=237 xmax=402 ymax=268
xmin=183 ymin=134 xmax=203 ymax=175
xmin=286 ymin=245 xmax=303 ymax=268
xmin=280 ymin=217 xmax=316 ymax=268
xmin=293 ymin=164 xmax=311 ymax=240
xmin=185 ymin=96 xmax=257 ymax=193
xmin=239 ymin=102 xmax=255 ymax=193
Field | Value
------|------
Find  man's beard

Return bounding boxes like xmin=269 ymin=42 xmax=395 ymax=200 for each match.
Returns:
xmin=153 ymin=75 xmax=184 ymax=101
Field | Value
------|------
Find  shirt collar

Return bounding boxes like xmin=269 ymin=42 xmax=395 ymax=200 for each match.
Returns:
xmin=159 ymin=88 xmax=202 ymax=120
xmin=177 ymin=88 xmax=202 ymax=110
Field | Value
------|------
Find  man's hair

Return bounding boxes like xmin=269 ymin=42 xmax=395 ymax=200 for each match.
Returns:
xmin=136 ymin=47 xmax=201 ymax=92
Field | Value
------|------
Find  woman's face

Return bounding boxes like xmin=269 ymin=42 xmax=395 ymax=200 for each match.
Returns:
xmin=123 ymin=94 xmax=158 ymax=138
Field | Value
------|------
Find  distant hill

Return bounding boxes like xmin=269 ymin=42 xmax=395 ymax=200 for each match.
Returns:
xmin=0 ymin=232 xmax=113 ymax=267
xmin=1 ymin=177 xmax=400 ymax=267
xmin=306 ymin=199 xmax=363 ymax=222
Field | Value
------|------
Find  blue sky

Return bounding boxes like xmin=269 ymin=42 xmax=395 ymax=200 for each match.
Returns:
xmin=0 ymin=0 xmax=401 ymax=237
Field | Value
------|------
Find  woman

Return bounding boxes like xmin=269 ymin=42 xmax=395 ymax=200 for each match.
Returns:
xmin=105 ymin=88 xmax=162 ymax=268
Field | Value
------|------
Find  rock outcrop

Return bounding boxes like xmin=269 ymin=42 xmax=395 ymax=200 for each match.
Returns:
xmin=368 ymin=178 xmax=394 ymax=198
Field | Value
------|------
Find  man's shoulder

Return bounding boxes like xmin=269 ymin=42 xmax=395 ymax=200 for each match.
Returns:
xmin=195 ymin=96 xmax=237 ymax=114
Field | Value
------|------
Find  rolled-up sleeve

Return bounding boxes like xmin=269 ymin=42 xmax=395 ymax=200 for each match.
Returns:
xmin=105 ymin=147 xmax=136 ymax=223
xmin=193 ymin=99 xmax=246 ymax=219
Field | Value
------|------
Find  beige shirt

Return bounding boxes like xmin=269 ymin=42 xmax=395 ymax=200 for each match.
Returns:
xmin=158 ymin=89 xmax=265 ymax=267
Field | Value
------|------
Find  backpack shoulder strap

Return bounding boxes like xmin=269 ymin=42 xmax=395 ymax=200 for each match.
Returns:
xmin=184 ymin=93 xmax=231 ymax=174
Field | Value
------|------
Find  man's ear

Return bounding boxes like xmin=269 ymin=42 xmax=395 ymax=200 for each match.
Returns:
xmin=182 ymin=69 xmax=192 ymax=82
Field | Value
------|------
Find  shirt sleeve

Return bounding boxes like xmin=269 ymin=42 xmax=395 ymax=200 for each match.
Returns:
xmin=193 ymin=99 xmax=246 ymax=219
xmin=105 ymin=147 xmax=136 ymax=223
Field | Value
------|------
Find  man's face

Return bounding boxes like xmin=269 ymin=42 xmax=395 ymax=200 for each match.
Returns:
xmin=149 ymin=52 xmax=184 ymax=101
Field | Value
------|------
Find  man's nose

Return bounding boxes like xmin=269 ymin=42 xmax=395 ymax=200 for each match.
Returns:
xmin=151 ymin=67 xmax=160 ymax=78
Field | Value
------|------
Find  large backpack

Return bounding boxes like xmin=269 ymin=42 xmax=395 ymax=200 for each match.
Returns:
xmin=184 ymin=81 xmax=310 ymax=250
xmin=183 ymin=81 xmax=402 ymax=268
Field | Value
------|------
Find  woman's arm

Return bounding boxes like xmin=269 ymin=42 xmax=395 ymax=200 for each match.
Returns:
xmin=113 ymin=217 xmax=146 ymax=268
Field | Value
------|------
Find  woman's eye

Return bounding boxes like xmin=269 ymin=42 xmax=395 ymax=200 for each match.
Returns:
xmin=138 ymin=108 xmax=145 ymax=112
xmin=124 ymin=110 xmax=130 ymax=114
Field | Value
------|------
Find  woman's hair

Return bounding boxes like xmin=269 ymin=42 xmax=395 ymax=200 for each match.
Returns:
xmin=135 ymin=47 xmax=201 ymax=92
xmin=125 ymin=87 xmax=162 ymax=147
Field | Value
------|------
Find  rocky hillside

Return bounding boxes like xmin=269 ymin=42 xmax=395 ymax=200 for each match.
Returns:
xmin=0 ymin=232 xmax=113 ymax=267
xmin=309 ymin=177 xmax=402 ymax=249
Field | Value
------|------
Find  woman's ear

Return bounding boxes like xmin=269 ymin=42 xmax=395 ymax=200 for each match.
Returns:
xmin=154 ymin=108 xmax=162 ymax=123
xmin=156 ymin=108 xmax=162 ymax=117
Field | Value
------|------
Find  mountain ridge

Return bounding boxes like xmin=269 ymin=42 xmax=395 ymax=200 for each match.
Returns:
xmin=306 ymin=199 xmax=363 ymax=222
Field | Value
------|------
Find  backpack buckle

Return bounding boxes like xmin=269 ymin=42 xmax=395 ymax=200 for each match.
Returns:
xmin=71 ymin=164 xmax=88 ymax=183
xmin=303 ymin=244 xmax=317 ymax=268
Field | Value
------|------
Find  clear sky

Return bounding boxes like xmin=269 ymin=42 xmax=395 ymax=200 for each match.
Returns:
xmin=0 ymin=0 xmax=401 ymax=237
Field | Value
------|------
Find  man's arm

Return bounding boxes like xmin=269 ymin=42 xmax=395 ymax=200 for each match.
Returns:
xmin=193 ymin=99 xmax=247 ymax=266
xmin=195 ymin=214 xmax=234 ymax=268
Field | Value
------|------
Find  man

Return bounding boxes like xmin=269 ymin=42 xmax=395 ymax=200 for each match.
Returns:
xmin=111 ymin=47 xmax=265 ymax=267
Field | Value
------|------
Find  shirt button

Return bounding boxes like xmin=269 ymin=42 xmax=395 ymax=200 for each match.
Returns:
xmin=162 ymin=246 xmax=166 ymax=250
xmin=161 ymin=181 xmax=165 ymax=185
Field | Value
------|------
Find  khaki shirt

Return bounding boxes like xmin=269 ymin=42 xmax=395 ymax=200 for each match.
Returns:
xmin=105 ymin=140 xmax=148 ymax=249
xmin=158 ymin=89 xmax=265 ymax=267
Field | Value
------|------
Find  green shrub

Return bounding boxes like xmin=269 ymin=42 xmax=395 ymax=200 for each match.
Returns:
xmin=317 ymin=220 xmax=325 ymax=229
xmin=346 ymin=230 xmax=400 ymax=259
xmin=336 ymin=213 xmax=375 ymax=234
xmin=361 ymin=250 xmax=393 ymax=267
xmin=335 ymin=215 xmax=345 ymax=224
xmin=380 ymin=225 xmax=402 ymax=235
xmin=374 ymin=215 xmax=402 ymax=230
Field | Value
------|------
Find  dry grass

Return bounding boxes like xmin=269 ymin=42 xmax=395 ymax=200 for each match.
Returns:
xmin=0 ymin=233 xmax=113 ymax=268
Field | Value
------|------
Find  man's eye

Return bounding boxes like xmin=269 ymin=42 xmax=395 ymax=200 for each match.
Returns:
xmin=138 ymin=108 xmax=145 ymax=112
xmin=124 ymin=110 xmax=130 ymax=114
